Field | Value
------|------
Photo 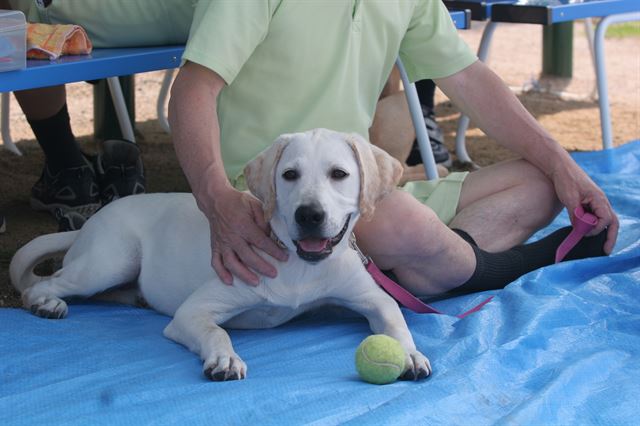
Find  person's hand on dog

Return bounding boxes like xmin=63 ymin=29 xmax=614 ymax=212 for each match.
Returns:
xmin=551 ymin=161 xmax=618 ymax=254
xmin=206 ymin=186 xmax=288 ymax=286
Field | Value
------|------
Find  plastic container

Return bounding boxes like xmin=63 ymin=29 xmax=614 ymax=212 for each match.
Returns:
xmin=0 ymin=9 xmax=26 ymax=72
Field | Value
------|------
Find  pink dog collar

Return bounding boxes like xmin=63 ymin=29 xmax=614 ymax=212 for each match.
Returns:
xmin=555 ymin=206 xmax=598 ymax=263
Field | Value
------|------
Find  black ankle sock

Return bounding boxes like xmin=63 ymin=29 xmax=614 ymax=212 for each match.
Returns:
xmin=27 ymin=104 xmax=85 ymax=173
xmin=452 ymin=228 xmax=477 ymax=246
xmin=453 ymin=226 xmax=608 ymax=295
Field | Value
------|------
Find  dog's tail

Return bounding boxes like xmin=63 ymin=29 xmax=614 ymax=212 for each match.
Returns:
xmin=9 ymin=231 xmax=80 ymax=293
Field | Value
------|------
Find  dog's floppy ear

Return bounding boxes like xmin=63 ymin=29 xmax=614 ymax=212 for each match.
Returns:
xmin=347 ymin=133 xmax=403 ymax=221
xmin=243 ymin=135 xmax=291 ymax=222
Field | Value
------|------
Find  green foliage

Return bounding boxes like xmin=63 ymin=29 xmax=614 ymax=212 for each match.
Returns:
xmin=606 ymin=22 xmax=640 ymax=38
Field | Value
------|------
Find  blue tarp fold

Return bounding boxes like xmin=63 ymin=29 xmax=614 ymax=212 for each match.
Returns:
xmin=1 ymin=141 xmax=638 ymax=425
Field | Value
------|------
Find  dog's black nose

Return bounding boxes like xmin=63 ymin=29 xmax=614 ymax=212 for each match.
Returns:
xmin=295 ymin=204 xmax=326 ymax=230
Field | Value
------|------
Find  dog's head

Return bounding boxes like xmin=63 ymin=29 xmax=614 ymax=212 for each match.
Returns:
xmin=244 ymin=128 xmax=402 ymax=263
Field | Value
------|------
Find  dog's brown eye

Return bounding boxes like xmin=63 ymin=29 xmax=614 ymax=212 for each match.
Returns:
xmin=331 ymin=169 xmax=348 ymax=180
xmin=283 ymin=169 xmax=299 ymax=181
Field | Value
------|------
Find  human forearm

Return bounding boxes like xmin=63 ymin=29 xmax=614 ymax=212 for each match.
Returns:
xmin=437 ymin=60 xmax=618 ymax=252
xmin=168 ymin=61 xmax=287 ymax=283
xmin=435 ymin=61 xmax=572 ymax=178
xmin=169 ymin=62 xmax=231 ymax=213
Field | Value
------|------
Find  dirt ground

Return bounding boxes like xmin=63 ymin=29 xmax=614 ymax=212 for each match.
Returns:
xmin=1 ymin=21 xmax=639 ymax=309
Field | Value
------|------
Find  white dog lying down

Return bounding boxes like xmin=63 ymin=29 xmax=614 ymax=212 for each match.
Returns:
xmin=11 ymin=128 xmax=431 ymax=381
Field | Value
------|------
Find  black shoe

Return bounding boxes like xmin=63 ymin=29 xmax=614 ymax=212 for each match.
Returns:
xmin=30 ymin=158 xmax=100 ymax=218
xmin=406 ymin=107 xmax=452 ymax=168
xmin=95 ymin=139 xmax=145 ymax=205
xmin=53 ymin=208 xmax=87 ymax=232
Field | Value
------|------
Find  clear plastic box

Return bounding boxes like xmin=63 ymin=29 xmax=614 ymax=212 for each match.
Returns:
xmin=0 ymin=9 xmax=26 ymax=72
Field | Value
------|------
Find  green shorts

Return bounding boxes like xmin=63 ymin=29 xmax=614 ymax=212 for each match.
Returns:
xmin=9 ymin=0 xmax=194 ymax=47
xmin=401 ymin=171 xmax=468 ymax=225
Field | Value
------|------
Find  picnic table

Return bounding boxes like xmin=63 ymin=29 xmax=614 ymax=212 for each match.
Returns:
xmin=445 ymin=0 xmax=639 ymax=164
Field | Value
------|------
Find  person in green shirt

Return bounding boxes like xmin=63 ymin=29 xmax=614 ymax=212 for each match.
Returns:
xmin=169 ymin=0 xmax=617 ymax=296
xmin=7 ymin=0 xmax=616 ymax=298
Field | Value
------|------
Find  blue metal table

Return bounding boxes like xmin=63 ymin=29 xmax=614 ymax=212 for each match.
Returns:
xmin=0 ymin=46 xmax=185 ymax=154
xmin=0 ymin=46 xmax=184 ymax=93
xmin=444 ymin=0 xmax=516 ymax=21
xmin=445 ymin=0 xmax=638 ymax=163
xmin=491 ymin=0 xmax=640 ymax=25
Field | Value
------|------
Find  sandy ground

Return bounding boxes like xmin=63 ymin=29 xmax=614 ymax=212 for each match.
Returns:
xmin=1 ymin=21 xmax=639 ymax=308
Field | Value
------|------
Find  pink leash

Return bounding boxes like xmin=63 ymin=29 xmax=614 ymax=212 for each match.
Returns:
xmin=365 ymin=261 xmax=494 ymax=319
xmin=555 ymin=206 xmax=598 ymax=263
xmin=356 ymin=206 xmax=598 ymax=319
xmin=349 ymin=235 xmax=492 ymax=319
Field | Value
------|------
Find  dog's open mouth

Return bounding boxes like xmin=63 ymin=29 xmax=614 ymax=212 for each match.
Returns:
xmin=293 ymin=216 xmax=351 ymax=263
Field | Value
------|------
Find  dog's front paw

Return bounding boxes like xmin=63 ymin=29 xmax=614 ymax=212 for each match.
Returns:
xmin=203 ymin=353 xmax=247 ymax=381
xmin=400 ymin=350 xmax=432 ymax=381
xmin=22 ymin=289 xmax=68 ymax=319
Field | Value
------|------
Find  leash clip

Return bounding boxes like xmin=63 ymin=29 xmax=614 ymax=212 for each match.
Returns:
xmin=349 ymin=233 xmax=370 ymax=266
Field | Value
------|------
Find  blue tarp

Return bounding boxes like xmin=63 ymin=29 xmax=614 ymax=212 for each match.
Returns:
xmin=1 ymin=141 xmax=639 ymax=425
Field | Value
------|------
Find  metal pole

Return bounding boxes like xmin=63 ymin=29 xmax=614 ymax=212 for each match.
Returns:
xmin=395 ymin=58 xmax=439 ymax=180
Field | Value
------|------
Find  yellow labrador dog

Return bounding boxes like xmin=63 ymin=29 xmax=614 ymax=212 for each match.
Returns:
xmin=11 ymin=128 xmax=431 ymax=381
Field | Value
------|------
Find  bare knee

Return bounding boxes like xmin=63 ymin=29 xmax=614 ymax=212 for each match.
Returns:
xmin=354 ymin=190 xmax=445 ymax=267
xmin=515 ymin=160 xmax=562 ymax=227
xmin=454 ymin=159 xmax=562 ymax=250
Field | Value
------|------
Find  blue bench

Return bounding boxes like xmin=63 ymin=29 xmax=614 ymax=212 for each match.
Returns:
xmin=0 ymin=46 xmax=184 ymax=156
xmin=443 ymin=0 xmax=638 ymax=165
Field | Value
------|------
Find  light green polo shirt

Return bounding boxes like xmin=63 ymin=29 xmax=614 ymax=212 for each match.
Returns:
xmin=184 ymin=0 xmax=476 ymax=183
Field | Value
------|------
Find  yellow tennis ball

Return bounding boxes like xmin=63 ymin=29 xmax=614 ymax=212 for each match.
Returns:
xmin=355 ymin=334 xmax=406 ymax=384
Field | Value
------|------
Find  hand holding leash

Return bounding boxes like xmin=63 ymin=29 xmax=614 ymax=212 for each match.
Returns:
xmin=555 ymin=206 xmax=599 ymax=263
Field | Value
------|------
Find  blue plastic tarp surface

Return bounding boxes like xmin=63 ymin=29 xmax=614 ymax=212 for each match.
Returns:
xmin=1 ymin=141 xmax=639 ymax=425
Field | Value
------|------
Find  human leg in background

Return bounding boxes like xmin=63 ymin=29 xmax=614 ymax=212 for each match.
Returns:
xmin=355 ymin=158 xmax=606 ymax=297
xmin=14 ymin=86 xmax=145 ymax=228
xmin=406 ymin=79 xmax=452 ymax=168
xmin=370 ymin=73 xmax=449 ymax=181
xmin=15 ymin=86 xmax=101 ymax=219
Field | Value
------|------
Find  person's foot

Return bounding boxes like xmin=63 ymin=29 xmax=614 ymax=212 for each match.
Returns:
xmin=94 ymin=139 xmax=146 ymax=205
xmin=406 ymin=107 xmax=452 ymax=168
xmin=30 ymin=158 xmax=100 ymax=219
xmin=54 ymin=208 xmax=87 ymax=232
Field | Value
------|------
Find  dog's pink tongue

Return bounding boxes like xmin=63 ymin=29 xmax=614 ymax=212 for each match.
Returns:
xmin=298 ymin=238 xmax=329 ymax=252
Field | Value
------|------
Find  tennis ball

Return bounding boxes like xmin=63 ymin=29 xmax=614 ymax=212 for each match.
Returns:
xmin=355 ymin=334 xmax=406 ymax=384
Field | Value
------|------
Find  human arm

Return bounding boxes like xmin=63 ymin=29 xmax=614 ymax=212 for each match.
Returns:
xmin=168 ymin=61 xmax=287 ymax=285
xmin=435 ymin=60 xmax=618 ymax=253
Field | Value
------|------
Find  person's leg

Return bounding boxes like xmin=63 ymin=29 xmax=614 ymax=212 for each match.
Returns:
xmin=354 ymin=190 xmax=477 ymax=296
xmin=13 ymin=87 xmax=100 ymax=217
xmin=407 ymin=79 xmax=451 ymax=167
xmin=450 ymin=158 xmax=562 ymax=251
xmin=355 ymin=159 xmax=606 ymax=298
xmin=15 ymin=86 xmax=86 ymax=172
xmin=415 ymin=79 xmax=436 ymax=111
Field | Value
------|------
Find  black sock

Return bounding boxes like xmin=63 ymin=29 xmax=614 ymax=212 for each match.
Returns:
xmin=452 ymin=228 xmax=477 ymax=246
xmin=27 ymin=104 xmax=85 ymax=173
xmin=415 ymin=79 xmax=436 ymax=111
xmin=453 ymin=226 xmax=608 ymax=295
